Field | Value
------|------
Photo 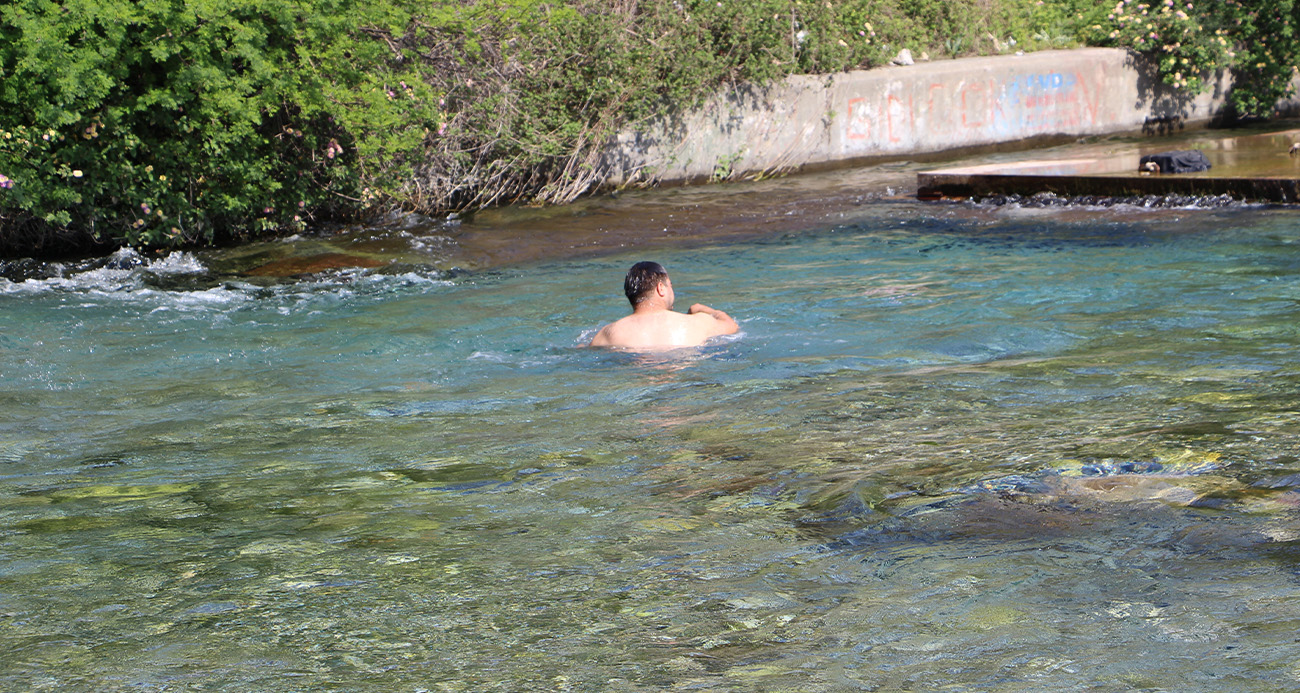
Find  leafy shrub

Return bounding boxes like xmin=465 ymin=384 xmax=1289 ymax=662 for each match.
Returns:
xmin=2 ymin=0 xmax=1298 ymax=257
xmin=0 ymin=0 xmax=441 ymax=254
xmin=1089 ymin=0 xmax=1300 ymax=117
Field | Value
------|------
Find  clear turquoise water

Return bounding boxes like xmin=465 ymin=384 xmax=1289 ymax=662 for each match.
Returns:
xmin=2 ymin=198 xmax=1300 ymax=691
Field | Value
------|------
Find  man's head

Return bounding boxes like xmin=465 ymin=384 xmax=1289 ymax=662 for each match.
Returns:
xmin=624 ymin=261 xmax=671 ymax=308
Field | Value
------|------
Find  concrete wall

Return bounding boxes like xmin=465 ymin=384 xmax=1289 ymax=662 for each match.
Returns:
xmin=601 ymin=48 xmax=1300 ymax=186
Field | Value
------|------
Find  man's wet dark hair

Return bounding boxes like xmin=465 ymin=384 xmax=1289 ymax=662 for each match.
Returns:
xmin=624 ymin=261 xmax=669 ymax=307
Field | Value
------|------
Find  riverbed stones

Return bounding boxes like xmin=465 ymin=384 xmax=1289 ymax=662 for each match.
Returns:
xmin=237 ymin=538 xmax=332 ymax=556
xmin=244 ymin=252 xmax=385 ymax=277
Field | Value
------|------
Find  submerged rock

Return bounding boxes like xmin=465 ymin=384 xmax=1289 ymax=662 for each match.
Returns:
xmin=244 ymin=252 xmax=385 ymax=277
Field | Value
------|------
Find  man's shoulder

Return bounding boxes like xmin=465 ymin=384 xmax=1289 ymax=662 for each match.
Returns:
xmin=589 ymin=324 xmax=613 ymax=346
xmin=603 ymin=314 xmax=644 ymax=333
xmin=589 ymin=315 xmax=640 ymax=346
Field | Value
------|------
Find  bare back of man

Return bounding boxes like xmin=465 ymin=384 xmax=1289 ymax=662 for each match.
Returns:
xmin=590 ymin=304 xmax=738 ymax=350
xmin=589 ymin=262 xmax=739 ymax=350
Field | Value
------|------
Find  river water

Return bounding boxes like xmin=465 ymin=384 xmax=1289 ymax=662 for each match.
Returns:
xmin=2 ymin=155 xmax=1300 ymax=691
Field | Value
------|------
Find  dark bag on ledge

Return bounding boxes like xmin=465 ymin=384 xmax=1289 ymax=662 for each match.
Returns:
xmin=1139 ymin=149 xmax=1212 ymax=173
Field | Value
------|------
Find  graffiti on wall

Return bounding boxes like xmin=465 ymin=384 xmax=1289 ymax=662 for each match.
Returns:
xmin=844 ymin=68 xmax=1104 ymax=152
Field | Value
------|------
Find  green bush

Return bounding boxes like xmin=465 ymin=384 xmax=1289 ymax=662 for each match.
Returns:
xmin=2 ymin=0 xmax=1298 ymax=257
xmin=1089 ymin=0 xmax=1300 ymax=117
xmin=0 ymin=0 xmax=441 ymax=253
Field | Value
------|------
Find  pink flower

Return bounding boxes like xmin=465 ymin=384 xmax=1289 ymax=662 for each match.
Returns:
xmin=0 ymin=174 xmax=11 ymax=189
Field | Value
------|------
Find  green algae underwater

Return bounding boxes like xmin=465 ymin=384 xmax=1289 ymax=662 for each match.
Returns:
xmin=2 ymin=167 xmax=1300 ymax=691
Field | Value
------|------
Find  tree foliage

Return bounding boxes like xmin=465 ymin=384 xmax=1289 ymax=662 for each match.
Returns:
xmin=1089 ymin=0 xmax=1300 ymax=117
xmin=1 ymin=0 xmax=1297 ymax=257
xmin=0 ymin=0 xmax=441 ymax=253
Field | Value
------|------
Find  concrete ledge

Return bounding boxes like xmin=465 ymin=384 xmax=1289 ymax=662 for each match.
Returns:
xmin=916 ymin=126 xmax=1300 ymax=203
xmin=917 ymin=172 xmax=1300 ymax=203
xmin=603 ymin=48 xmax=1300 ymax=187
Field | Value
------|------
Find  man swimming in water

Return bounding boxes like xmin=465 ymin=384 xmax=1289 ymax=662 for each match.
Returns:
xmin=589 ymin=261 xmax=739 ymax=349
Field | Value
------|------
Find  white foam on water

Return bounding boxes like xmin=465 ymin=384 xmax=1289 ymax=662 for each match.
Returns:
xmin=147 ymin=250 xmax=207 ymax=275
xmin=2 ymin=249 xmax=451 ymax=319
xmin=143 ymin=286 xmax=251 ymax=314
xmin=2 ymin=248 xmax=204 ymax=296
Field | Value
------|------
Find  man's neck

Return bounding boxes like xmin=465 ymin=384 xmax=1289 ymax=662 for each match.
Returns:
xmin=632 ymin=302 xmax=670 ymax=315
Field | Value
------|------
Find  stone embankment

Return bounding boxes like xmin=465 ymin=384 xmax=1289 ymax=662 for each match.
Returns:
xmin=602 ymin=48 xmax=1300 ymax=186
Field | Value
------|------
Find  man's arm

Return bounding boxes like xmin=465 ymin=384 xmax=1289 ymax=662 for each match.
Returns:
xmin=688 ymin=303 xmax=739 ymax=337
